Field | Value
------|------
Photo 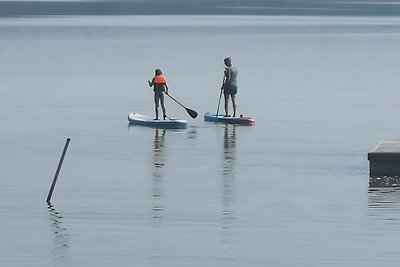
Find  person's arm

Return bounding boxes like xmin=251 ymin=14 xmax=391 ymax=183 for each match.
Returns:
xmin=148 ymin=78 xmax=154 ymax=87
xmin=226 ymin=67 xmax=231 ymax=83
xmin=221 ymin=67 xmax=230 ymax=90
xmin=164 ymin=83 xmax=169 ymax=94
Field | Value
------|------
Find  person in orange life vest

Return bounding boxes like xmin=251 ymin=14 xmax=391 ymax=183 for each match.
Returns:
xmin=221 ymin=57 xmax=238 ymax=117
xmin=148 ymin=69 xmax=169 ymax=120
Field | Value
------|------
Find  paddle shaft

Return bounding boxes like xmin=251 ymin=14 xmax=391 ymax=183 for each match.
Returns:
xmin=164 ymin=92 xmax=198 ymax=118
xmin=216 ymin=89 xmax=223 ymax=117
xmin=217 ymin=70 xmax=228 ymax=118
xmin=165 ymin=93 xmax=186 ymax=109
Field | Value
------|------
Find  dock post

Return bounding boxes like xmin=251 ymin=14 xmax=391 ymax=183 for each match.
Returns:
xmin=46 ymin=138 xmax=71 ymax=203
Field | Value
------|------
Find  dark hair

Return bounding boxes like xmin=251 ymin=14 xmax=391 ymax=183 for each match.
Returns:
xmin=224 ymin=57 xmax=231 ymax=62
xmin=155 ymin=69 xmax=162 ymax=76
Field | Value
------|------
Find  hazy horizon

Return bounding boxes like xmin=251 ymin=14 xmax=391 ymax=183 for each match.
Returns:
xmin=2 ymin=0 xmax=400 ymax=17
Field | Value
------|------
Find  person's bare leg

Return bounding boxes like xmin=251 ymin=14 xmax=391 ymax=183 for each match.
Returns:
xmin=231 ymin=94 xmax=236 ymax=117
xmin=224 ymin=94 xmax=229 ymax=116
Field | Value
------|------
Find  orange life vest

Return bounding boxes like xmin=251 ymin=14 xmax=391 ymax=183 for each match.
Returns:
xmin=154 ymin=75 xmax=166 ymax=84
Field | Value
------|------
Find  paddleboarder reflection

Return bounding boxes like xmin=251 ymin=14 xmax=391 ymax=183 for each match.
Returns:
xmin=223 ymin=125 xmax=236 ymax=176
xmin=152 ymin=128 xmax=166 ymax=221
xmin=221 ymin=125 xmax=236 ymax=232
xmin=47 ymin=203 xmax=70 ymax=265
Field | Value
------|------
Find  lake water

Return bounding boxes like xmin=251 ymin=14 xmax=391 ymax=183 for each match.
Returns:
xmin=2 ymin=15 xmax=400 ymax=266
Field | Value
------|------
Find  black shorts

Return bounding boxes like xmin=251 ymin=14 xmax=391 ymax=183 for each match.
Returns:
xmin=223 ymin=84 xmax=237 ymax=95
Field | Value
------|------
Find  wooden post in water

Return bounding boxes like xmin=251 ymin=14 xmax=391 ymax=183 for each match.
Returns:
xmin=46 ymin=138 xmax=71 ymax=203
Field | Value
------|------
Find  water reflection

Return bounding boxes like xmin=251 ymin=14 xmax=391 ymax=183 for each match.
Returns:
xmin=47 ymin=203 xmax=70 ymax=265
xmin=221 ymin=125 xmax=236 ymax=231
xmin=368 ymin=189 xmax=400 ymax=223
xmin=186 ymin=126 xmax=197 ymax=139
xmin=152 ymin=129 xmax=166 ymax=222
xmin=222 ymin=125 xmax=236 ymax=176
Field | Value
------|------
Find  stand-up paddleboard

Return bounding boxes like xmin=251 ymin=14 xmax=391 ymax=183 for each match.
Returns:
xmin=128 ymin=113 xmax=188 ymax=129
xmin=204 ymin=112 xmax=255 ymax=126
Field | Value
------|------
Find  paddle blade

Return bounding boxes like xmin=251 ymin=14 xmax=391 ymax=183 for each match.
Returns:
xmin=187 ymin=108 xmax=198 ymax=119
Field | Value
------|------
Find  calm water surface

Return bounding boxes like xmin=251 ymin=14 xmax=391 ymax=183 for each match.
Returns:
xmin=1 ymin=15 xmax=400 ymax=266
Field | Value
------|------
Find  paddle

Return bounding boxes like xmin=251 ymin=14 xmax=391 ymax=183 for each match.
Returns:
xmin=215 ymin=89 xmax=223 ymax=120
xmin=165 ymin=92 xmax=198 ymax=119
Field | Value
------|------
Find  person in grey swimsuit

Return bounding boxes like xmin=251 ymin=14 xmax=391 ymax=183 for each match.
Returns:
xmin=221 ymin=57 xmax=238 ymax=117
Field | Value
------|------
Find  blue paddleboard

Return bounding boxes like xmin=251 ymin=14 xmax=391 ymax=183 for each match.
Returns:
xmin=204 ymin=112 xmax=255 ymax=126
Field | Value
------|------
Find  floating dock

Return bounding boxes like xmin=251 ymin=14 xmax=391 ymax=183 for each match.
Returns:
xmin=368 ymin=140 xmax=400 ymax=177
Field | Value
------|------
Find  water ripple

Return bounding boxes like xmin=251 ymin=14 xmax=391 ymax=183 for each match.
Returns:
xmin=47 ymin=203 xmax=70 ymax=265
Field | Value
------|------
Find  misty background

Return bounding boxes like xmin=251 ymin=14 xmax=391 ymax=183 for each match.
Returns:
xmin=2 ymin=0 xmax=400 ymax=17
